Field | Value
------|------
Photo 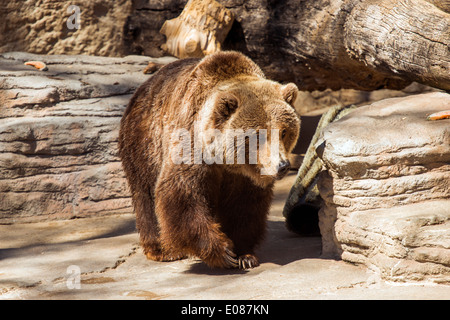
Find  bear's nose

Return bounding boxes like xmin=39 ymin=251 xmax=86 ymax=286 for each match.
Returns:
xmin=276 ymin=160 xmax=290 ymax=179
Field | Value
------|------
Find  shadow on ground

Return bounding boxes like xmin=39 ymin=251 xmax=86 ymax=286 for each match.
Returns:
xmin=184 ymin=220 xmax=322 ymax=275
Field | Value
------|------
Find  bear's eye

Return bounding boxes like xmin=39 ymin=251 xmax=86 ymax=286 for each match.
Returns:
xmin=217 ymin=94 xmax=239 ymax=119
xmin=281 ymin=129 xmax=287 ymax=139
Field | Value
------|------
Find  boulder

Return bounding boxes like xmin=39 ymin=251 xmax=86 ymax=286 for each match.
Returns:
xmin=0 ymin=52 xmax=176 ymax=222
xmin=316 ymin=92 xmax=450 ymax=283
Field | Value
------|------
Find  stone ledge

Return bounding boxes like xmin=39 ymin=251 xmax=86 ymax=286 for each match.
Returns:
xmin=316 ymin=92 xmax=450 ymax=283
xmin=337 ymin=200 xmax=450 ymax=283
xmin=0 ymin=52 xmax=176 ymax=222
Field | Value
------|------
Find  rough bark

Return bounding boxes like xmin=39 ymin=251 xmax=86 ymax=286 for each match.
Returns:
xmin=160 ymin=0 xmax=234 ymax=58
xmin=218 ymin=0 xmax=450 ymax=91
xmin=344 ymin=0 xmax=450 ymax=91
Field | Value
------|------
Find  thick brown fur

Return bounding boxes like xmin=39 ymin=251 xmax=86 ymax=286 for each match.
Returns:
xmin=118 ymin=51 xmax=300 ymax=269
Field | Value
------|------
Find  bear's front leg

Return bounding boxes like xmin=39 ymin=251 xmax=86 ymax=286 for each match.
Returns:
xmin=154 ymin=166 xmax=239 ymax=269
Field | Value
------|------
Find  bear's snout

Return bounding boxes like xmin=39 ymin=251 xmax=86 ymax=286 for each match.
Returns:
xmin=276 ymin=160 xmax=290 ymax=180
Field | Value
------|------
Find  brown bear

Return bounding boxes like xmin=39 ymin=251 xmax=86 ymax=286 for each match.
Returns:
xmin=118 ymin=51 xmax=300 ymax=269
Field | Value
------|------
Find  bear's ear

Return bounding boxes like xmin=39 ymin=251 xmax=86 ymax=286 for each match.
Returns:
xmin=281 ymin=83 xmax=298 ymax=106
xmin=213 ymin=92 xmax=239 ymax=125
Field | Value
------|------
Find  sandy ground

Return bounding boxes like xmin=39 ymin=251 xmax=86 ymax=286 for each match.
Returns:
xmin=1 ymin=172 xmax=449 ymax=300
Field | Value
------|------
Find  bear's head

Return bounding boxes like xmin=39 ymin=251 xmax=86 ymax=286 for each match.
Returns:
xmin=190 ymin=52 xmax=300 ymax=187
xmin=199 ymin=77 xmax=300 ymax=187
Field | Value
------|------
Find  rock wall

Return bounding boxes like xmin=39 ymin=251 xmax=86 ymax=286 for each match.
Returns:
xmin=0 ymin=52 xmax=176 ymax=222
xmin=316 ymin=92 xmax=450 ymax=283
xmin=1 ymin=0 xmax=133 ymax=56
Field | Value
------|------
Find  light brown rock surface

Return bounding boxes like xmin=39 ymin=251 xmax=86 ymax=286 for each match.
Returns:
xmin=0 ymin=52 xmax=176 ymax=222
xmin=0 ymin=0 xmax=132 ymax=57
xmin=316 ymin=92 xmax=450 ymax=283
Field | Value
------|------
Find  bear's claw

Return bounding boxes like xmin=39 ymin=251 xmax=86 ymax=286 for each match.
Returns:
xmin=224 ymin=248 xmax=239 ymax=268
xmin=238 ymin=254 xmax=260 ymax=269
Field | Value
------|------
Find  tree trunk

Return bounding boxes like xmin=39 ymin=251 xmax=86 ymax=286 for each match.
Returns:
xmin=218 ymin=0 xmax=450 ymax=91
xmin=344 ymin=0 xmax=450 ymax=91
xmin=160 ymin=0 xmax=234 ymax=58
xmin=127 ymin=0 xmax=449 ymax=91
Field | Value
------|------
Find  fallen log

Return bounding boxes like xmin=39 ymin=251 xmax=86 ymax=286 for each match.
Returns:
xmin=160 ymin=0 xmax=234 ymax=58
xmin=220 ymin=0 xmax=450 ymax=91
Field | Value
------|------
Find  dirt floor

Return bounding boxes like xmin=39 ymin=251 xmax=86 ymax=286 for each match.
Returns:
xmin=1 ymin=171 xmax=449 ymax=300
